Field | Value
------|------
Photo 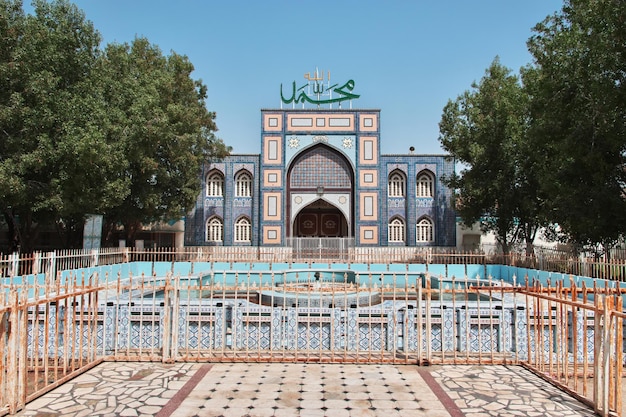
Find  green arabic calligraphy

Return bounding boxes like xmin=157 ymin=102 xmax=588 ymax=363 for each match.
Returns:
xmin=280 ymin=80 xmax=360 ymax=105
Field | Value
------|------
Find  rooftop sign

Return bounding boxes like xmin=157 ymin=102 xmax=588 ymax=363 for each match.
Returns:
xmin=280 ymin=69 xmax=360 ymax=109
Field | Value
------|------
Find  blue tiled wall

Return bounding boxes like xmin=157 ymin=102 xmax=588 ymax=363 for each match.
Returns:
xmin=185 ymin=109 xmax=456 ymax=248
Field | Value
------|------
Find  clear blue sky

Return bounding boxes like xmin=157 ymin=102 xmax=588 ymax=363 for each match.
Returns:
xmin=35 ymin=1 xmax=563 ymax=155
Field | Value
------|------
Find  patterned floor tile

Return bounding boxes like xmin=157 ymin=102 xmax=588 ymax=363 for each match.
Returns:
xmin=12 ymin=362 xmax=599 ymax=417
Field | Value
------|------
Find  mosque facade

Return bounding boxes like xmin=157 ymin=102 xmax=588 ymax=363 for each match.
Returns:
xmin=184 ymin=73 xmax=456 ymax=248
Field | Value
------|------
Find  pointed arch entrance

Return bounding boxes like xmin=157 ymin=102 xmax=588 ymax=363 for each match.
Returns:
xmin=293 ymin=199 xmax=348 ymax=237
xmin=287 ymin=144 xmax=354 ymax=245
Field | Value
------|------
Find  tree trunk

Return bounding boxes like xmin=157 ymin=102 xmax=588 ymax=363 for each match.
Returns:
xmin=102 ymin=219 xmax=118 ymax=247
xmin=20 ymin=212 xmax=38 ymax=253
xmin=3 ymin=209 xmax=20 ymax=253
xmin=123 ymin=220 xmax=141 ymax=248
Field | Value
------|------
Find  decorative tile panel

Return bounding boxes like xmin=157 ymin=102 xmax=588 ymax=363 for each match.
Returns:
xmin=346 ymin=309 xmax=358 ymax=351
xmin=358 ymin=323 xmax=384 ymax=351
xmin=386 ymin=309 xmax=396 ymax=351
xmin=332 ymin=308 xmax=343 ymax=350
xmin=272 ymin=307 xmax=283 ymax=350
xmin=20 ymin=294 xmax=606 ymax=367
xmin=286 ymin=308 xmax=297 ymax=350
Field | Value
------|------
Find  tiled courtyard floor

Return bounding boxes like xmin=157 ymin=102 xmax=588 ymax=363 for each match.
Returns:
xmin=15 ymin=362 xmax=597 ymax=417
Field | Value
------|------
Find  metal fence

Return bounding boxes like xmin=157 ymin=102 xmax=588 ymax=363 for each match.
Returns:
xmin=0 ymin=275 xmax=104 ymax=415
xmin=3 ymin=246 xmax=626 ymax=280
xmin=286 ymin=237 xmax=355 ymax=260
xmin=0 ymin=266 xmax=622 ymax=416
xmin=516 ymin=280 xmax=623 ymax=417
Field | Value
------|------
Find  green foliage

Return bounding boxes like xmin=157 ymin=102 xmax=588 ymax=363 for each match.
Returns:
xmin=0 ymin=0 xmax=229 ymax=251
xmin=1 ymin=0 xmax=107 ymax=249
xmin=525 ymin=0 xmax=626 ymax=253
xmin=439 ymin=58 xmax=543 ymax=254
xmin=98 ymin=38 xmax=230 ymax=244
xmin=441 ymin=0 xmax=626 ymax=255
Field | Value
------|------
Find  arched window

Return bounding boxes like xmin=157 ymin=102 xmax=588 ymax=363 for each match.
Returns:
xmin=235 ymin=171 xmax=252 ymax=198
xmin=388 ymin=218 xmax=405 ymax=243
xmin=234 ymin=217 xmax=251 ymax=243
xmin=388 ymin=172 xmax=405 ymax=198
xmin=416 ymin=171 xmax=434 ymax=198
xmin=206 ymin=217 xmax=223 ymax=242
xmin=206 ymin=172 xmax=224 ymax=197
xmin=416 ymin=218 xmax=434 ymax=243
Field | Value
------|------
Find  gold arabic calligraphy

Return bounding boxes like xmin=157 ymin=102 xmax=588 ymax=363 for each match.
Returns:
xmin=303 ymin=70 xmax=328 ymax=81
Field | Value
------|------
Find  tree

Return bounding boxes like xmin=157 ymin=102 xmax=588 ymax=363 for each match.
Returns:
xmin=525 ymin=0 xmax=626 ymax=255
xmin=0 ymin=0 xmax=26 ymax=252
xmin=0 ymin=1 xmax=229 ymax=251
xmin=97 ymin=38 xmax=230 ymax=246
xmin=439 ymin=58 xmax=544 ymax=255
xmin=0 ymin=0 xmax=121 ymax=250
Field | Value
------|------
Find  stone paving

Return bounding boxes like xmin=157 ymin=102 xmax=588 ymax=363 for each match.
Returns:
xmin=431 ymin=365 xmax=596 ymax=417
xmin=14 ymin=362 xmax=597 ymax=417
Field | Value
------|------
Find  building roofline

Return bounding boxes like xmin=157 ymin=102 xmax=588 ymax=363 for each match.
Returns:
xmin=382 ymin=153 xmax=451 ymax=157
xmin=260 ymin=108 xmax=381 ymax=112
xmin=224 ymin=153 xmax=452 ymax=158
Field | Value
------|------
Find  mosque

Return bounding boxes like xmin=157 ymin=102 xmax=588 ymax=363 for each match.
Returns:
xmin=184 ymin=71 xmax=457 ymax=249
